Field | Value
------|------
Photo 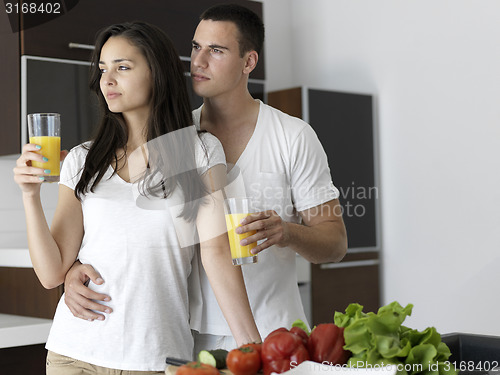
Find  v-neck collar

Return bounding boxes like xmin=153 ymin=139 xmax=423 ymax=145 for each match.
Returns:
xmin=232 ymin=100 xmax=263 ymax=170
xmin=196 ymin=100 xmax=263 ymax=171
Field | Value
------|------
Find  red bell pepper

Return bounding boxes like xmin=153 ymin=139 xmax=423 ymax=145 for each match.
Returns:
xmin=308 ymin=323 xmax=350 ymax=365
xmin=289 ymin=326 xmax=309 ymax=346
xmin=261 ymin=328 xmax=310 ymax=375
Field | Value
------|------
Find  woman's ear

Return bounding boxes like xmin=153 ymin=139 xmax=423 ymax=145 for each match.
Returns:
xmin=243 ymin=50 xmax=259 ymax=75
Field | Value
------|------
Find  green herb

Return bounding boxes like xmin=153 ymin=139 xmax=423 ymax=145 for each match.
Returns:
xmin=334 ymin=301 xmax=457 ymax=375
xmin=291 ymin=318 xmax=311 ymax=335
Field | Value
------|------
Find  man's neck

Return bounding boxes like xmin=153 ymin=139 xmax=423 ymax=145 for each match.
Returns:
xmin=199 ymin=91 xmax=261 ymax=166
xmin=201 ymin=91 xmax=259 ymax=131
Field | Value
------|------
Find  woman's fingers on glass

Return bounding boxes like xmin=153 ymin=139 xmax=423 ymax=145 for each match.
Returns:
xmin=13 ymin=166 xmax=45 ymax=183
xmin=17 ymin=151 xmax=47 ymax=168
xmin=22 ymin=143 xmax=41 ymax=152
xmin=19 ymin=165 xmax=48 ymax=176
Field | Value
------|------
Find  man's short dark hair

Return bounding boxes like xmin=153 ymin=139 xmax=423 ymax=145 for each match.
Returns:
xmin=200 ymin=3 xmax=265 ymax=57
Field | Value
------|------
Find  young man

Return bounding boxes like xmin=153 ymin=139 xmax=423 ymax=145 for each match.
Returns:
xmin=187 ymin=4 xmax=347 ymax=352
xmin=63 ymin=4 xmax=347 ymax=354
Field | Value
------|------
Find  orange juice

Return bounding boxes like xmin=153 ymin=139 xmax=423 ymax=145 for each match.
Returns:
xmin=30 ymin=136 xmax=61 ymax=179
xmin=225 ymin=213 xmax=257 ymax=260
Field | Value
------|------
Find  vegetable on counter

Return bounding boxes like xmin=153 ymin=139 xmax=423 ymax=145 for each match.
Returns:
xmin=334 ymin=301 xmax=458 ymax=375
xmin=261 ymin=327 xmax=310 ymax=375
xmin=226 ymin=345 xmax=262 ymax=375
xmin=240 ymin=342 xmax=263 ymax=357
xmin=175 ymin=361 xmax=219 ymax=375
xmin=198 ymin=349 xmax=229 ymax=369
xmin=308 ymin=323 xmax=350 ymax=365
xmin=184 ymin=301 xmax=458 ymax=375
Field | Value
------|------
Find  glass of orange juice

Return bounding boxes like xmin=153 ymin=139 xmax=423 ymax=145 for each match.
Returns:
xmin=224 ymin=197 xmax=258 ymax=266
xmin=27 ymin=113 xmax=61 ymax=183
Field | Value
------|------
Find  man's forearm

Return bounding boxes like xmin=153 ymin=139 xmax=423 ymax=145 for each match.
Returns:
xmin=286 ymin=221 xmax=347 ymax=264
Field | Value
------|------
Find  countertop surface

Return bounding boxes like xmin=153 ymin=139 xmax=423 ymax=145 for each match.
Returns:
xmin=0 ymin=247 xmax=311 ymax=283
xmin=0 ymin=248 xmax=32 ymax=268
xmin=0 ymin=313 xmax=52 ymax=348
xmin=0 ymin=232 xmax=32 ymax=268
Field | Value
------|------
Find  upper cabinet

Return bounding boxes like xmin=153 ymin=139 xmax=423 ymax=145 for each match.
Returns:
xmin=19 ymin=0 xmax=265 ymax=79
xmin=268 ymin=87 xmax=379 ymax=250
xmin=0 ymin=10 xmax=20 ymax=155
xmin=0 ymin=0 xmax=264 ymax=156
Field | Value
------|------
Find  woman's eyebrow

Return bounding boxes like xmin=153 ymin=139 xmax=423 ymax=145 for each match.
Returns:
xmin=99 ymin=58 xmax=134 ymax=65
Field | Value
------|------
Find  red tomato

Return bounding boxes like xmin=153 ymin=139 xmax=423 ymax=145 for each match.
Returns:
xmin=241 ymin=342 xmax=263 ymax=356
xmin=227 ymin=346 xmax=262 ymax=375
xmin=175 ymin=361 xmax=219 ymax=375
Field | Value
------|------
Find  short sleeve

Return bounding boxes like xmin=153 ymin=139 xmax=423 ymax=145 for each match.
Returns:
xmin=59 ymin=144 xmax=87 ymax=190
xmin=196 ymin=132 xmax=226 ymax=175
xmin=289 ymin=125 xmax=340 ymax=212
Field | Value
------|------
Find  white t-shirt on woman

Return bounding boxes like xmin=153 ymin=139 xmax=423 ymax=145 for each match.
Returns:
xmin=46 ymin=131 xmax=225 ymax=371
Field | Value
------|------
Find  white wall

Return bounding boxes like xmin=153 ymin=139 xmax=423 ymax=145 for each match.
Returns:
xmin=262 ymin=0 xmax=500 ymax=335
xmin=0 ymin=155 xmax=58 ymax=250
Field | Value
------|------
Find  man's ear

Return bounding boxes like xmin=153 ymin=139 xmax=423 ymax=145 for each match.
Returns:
xmin=243 ymin=51 xmax=259 ymax=75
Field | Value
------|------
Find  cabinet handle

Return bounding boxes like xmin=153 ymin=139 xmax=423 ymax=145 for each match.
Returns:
xmin=320 ymin=259 xmax=379 ymax=270
xmin=68 ymin=43 xmax=95 ymax=50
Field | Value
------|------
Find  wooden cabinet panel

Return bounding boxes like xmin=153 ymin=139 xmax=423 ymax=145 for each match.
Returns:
xmin=0 ymin=267 xmax=62 ymax=319
xmin=267 ymin=87 xmax=302 ymax=119
xmin=311 ymin=252 xmax=380 ymax=325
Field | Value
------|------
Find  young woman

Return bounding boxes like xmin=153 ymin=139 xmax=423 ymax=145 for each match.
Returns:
xmin=13 ymin=21 xmax=260 ymax=374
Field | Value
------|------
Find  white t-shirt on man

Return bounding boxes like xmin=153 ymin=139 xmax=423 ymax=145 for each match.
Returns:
xmin=189 ymin=100 xmax=340 ymax=342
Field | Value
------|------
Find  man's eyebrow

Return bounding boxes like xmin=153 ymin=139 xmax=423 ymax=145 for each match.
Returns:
xmin=191 ymin=40 xmax=229 ymax=51
xmin=209 ymin=44 xmax=229 ymax=51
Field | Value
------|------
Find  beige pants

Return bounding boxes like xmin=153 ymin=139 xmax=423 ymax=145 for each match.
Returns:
xmin=46 ymin=351 xmax=165 ymax=375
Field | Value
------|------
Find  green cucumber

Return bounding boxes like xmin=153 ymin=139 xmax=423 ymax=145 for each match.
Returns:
xmin=198 ymin=349 xmax=229 ymax=369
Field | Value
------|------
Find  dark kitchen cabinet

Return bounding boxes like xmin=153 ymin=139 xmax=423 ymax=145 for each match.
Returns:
xmin=0 ymin=344 xmax=47 ymax=375
xmin=1 ymin=0 xmax=265 ymax=156
xmin=20 ymin=0 xmax=264 ymax=79
xmin=268 ymin=87 xmax=381 ymax=325
xmin=0 ymin=10 xmax=20 ymax=155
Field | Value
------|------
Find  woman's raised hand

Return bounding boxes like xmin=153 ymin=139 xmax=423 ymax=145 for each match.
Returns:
xmin=13 ymin=143 xmax=47 ymax=194
xmin=13 ymin=144 xmax=68 ymax=195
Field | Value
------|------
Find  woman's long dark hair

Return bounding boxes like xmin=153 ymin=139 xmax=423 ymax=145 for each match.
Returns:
xmin=75 ymin=21 xmax=207 ymax=221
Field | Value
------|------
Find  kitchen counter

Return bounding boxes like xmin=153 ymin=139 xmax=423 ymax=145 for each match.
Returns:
xmin=1 ymin=249 xmax=311 ymax=278
xmin=0 ymin=313 xmax=52 ymax=349
xmin=0 ymin=248 xmax=32 ymax=268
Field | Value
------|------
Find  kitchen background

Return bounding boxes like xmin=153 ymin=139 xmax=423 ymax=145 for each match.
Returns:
xmin=1 ymin=0 xmax=499 ymax=349
xmin=260 ymin=0 xmax=500 ymax=335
